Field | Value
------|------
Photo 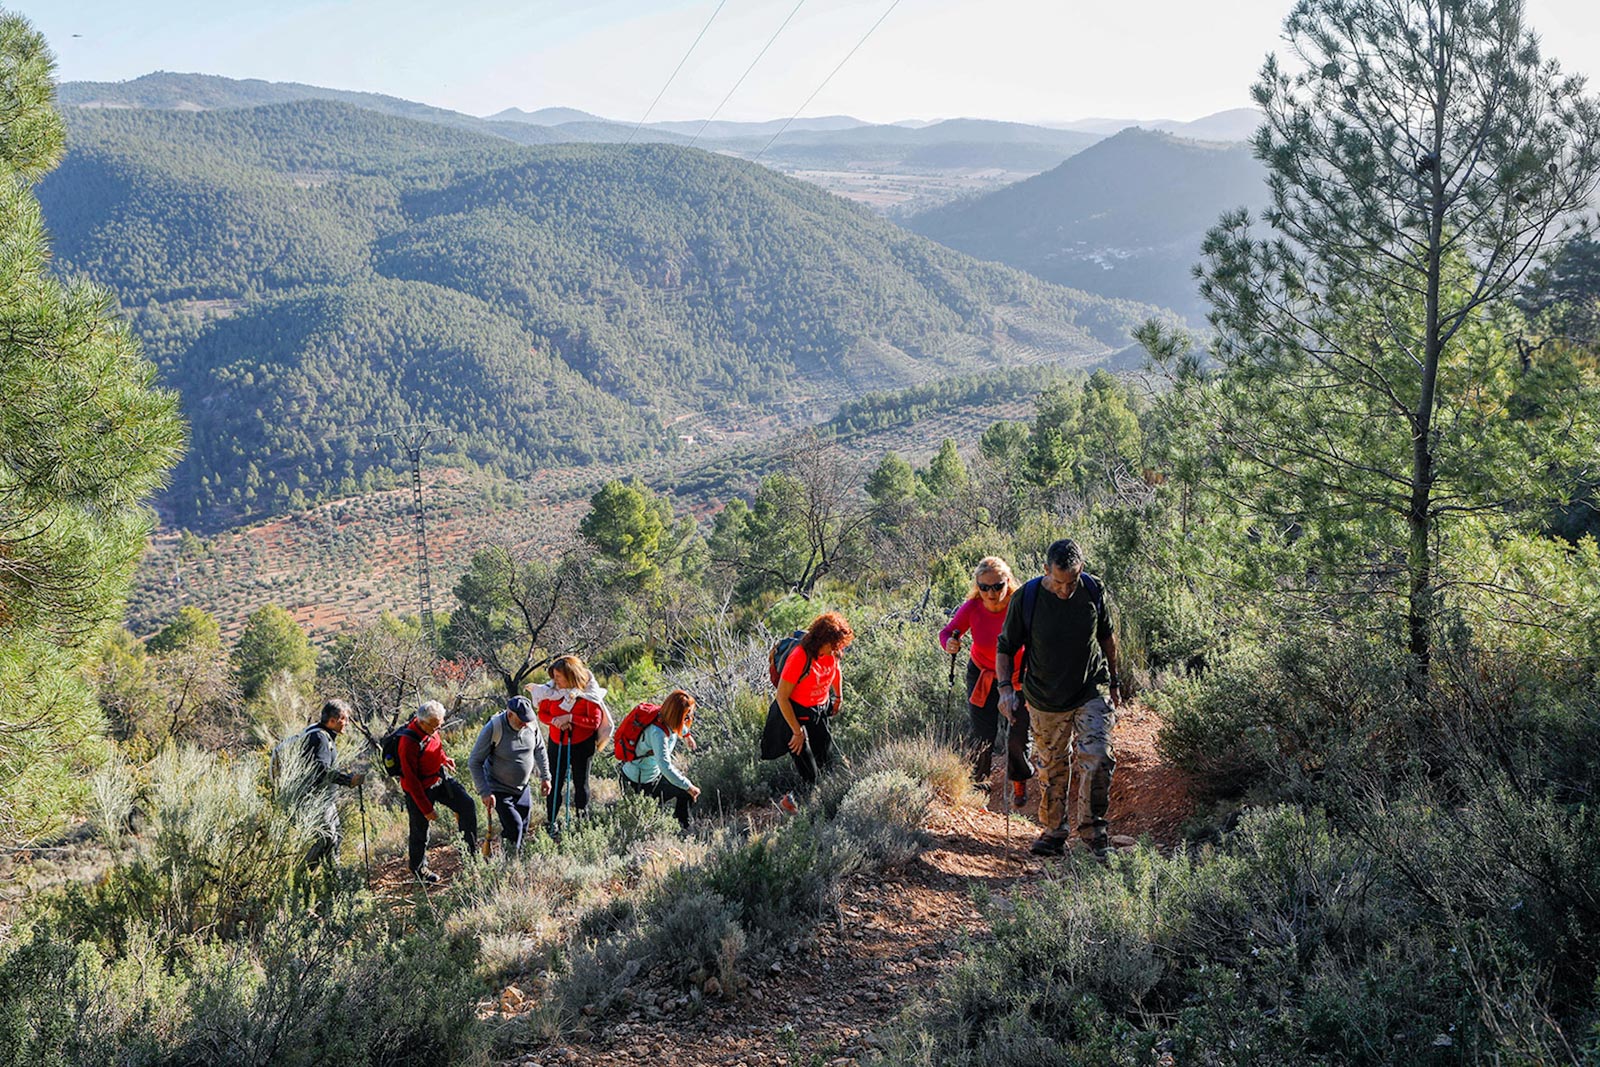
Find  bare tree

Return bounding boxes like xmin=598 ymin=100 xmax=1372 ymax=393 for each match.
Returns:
xmin=442 ymin=539 xmax=621 ymax=696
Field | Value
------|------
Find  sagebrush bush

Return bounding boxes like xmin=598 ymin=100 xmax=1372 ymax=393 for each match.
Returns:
xmin=859 ymin=734 xmax=976 ymax=807
xmin=643 ymin=888 xmax=746 ymax=984
xmin=0 ymin=902 xmax=483 ymax=1067
xmin=834 ymin=770 xmax=929 ymax=865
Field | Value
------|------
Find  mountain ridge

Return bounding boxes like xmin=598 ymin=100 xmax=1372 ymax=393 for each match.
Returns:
xmin=41 ymin=99 xmax=1174 ymax=531
xmin=909 ymin=127 xmax=1270 ymax=321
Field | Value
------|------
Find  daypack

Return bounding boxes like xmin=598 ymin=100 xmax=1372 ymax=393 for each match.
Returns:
xmin=613 ymin=703 xmax=663 ymax=763
xmin=379 ymin=724 xmax=423 ymax=778
xmin=767 ymin=630 xmax=814 ymax=689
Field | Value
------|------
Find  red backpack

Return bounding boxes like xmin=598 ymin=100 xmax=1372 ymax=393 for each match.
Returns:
xmin=613 ymin=703 xmax=663 ymax=762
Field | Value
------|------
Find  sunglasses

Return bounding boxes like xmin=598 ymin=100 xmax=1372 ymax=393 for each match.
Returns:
xmin=977 ymin=581 xmax=1006 ymax=593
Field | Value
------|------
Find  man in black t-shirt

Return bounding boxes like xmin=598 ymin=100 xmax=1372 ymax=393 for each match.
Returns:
xmin=996 ymin=538 xmax=1123 ymax=857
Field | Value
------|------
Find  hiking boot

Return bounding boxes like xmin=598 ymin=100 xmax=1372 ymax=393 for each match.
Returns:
xmin=413 ymin=865 xmax=442 ymax=886
xmin=1089 ymin=835 xmax=1111 ymax=861
xmin=775 ymin=792 xmax=800 ymax=815
xmin=1029 ymin=835 xmax=1065 ymax=857
xmin=1011 ymin=782 xmax=1027 ymax=806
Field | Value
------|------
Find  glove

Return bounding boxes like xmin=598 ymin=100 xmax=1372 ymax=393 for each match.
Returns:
xmin=998 ymin=686 xmax=1021 ymax=722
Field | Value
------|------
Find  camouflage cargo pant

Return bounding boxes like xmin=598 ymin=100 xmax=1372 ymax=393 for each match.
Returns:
xmin=1031 ymin=695 xmax=1115 ymax=844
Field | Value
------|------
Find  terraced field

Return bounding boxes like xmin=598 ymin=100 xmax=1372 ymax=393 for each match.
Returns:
xmin=127 ymin=396 xmax=1038 ymax=643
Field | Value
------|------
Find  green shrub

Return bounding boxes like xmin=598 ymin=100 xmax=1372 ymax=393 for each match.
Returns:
xmin=643 ymin=889 xmax=746 ymax=984
xmin=834 ymin=770 xmax=929 ymax=865
xmin=703 ymin=816 xmax=864 ymax=947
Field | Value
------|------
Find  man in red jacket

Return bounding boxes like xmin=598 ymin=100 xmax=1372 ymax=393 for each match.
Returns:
xmin=398 ymin=700 xmax=479 ymax=884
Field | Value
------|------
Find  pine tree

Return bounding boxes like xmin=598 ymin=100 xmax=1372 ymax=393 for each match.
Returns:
xmin=0 ymin=14 xmax=184 ymax=842
xmin=1163 ymin=0 xmax=1600 ymax=673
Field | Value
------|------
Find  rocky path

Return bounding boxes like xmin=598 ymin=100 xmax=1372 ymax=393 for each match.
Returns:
xmin=504 ymin=702 xmax=1192 ymax=1067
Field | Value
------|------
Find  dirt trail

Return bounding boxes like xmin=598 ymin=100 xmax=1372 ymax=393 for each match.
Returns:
xmin=498 ymin=703 xmax=1192 ymax=1067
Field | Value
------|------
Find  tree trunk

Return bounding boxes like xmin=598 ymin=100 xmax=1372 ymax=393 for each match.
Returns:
xmin=1410 ymin=42 xmax=1449 ymax=681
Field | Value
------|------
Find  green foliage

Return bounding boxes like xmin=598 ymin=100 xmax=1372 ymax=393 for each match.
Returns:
xmin=0 ymin=904 xmax=481 ymax=1067
xmin=233 ymin=604 xmax=315 ymax=700
xmin=0 ymin=13 xmax=185 ymax=844
xmin=1182 ymin=0 xmax=1600 ymax=669
xmin=920 ymin=439 xmax=968 ymax=499
xmin=146 ymin=604 xmax=221 ymax=653
xmin=580 ymin=479 xmax=669 ymax=584
xmin=866 ymin=452 xmax=917 ymax=506
xmin=37 ymin=100 xmax=1156 ymax=531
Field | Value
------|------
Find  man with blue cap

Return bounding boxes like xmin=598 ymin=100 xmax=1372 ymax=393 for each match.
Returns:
xmin=468 ymin=695 xmax=553 ymax=855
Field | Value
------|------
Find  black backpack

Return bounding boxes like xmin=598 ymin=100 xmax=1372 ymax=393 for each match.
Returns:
xmin=379 ymin=724 xmax=423 ymax=778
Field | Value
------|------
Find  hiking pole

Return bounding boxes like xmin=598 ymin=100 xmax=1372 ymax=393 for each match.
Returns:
xmin=482 ymin=795 xmax=495 ymax=860
xmin=996 ymin=709 xmax=1012 ymax=862
xmin=356 ymin=778 xmax=372 ymax=887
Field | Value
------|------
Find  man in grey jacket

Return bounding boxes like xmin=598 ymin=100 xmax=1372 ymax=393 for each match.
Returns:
xmin=296 ymin=699 xmax=366 ymax=870
xmin=469 ymin=695 xmax=552 ymax=855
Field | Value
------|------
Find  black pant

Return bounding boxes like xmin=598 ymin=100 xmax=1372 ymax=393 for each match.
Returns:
xmin=968 ymin=661 xmax=1033 ymax=784
xmin=760 ymin=699 xmax=833 ymax=784
xmin=404 ymin=777 xmax=478 ymax=872
xmin=547 ymin=736 xmax=597 ymax=826
xmin=489 ymin=784 xmax=534 ymax=853
xmin=622 ymin=774 xmax=695 ymax=828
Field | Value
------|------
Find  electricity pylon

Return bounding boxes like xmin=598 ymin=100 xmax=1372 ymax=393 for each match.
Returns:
xmin=384 ymin=424 xmax=448 ymax=643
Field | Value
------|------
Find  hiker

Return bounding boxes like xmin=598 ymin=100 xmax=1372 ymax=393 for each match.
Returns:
xmin=468 ymin=695 xmax=553 ymax=856
xmin=397 ymin=700 xmax=480 ymax=883
xmin=760 ymin=611 xmax=853 ymax=791
xmin=938 ymin=556 xmax=1034 ymax=808
xmin=995 ymin=538 xmax=1123 ymax=858
xmin=294 ymin=698 xmax=366 ymax=870
xmin=617 ymin=689 xmax=701 ymax=829
xmin=528 ymin=654 xmax=610 ymax=833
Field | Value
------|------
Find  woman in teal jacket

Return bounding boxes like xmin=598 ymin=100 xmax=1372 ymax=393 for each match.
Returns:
xmin=619 ymin=690 xmax=700 ymax=828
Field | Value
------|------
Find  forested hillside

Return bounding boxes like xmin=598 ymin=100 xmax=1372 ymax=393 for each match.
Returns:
xmin=39 ymin=100 xmax=1164 ymax=531
xmin=910 ymin=127 xmax=1269 ymax=320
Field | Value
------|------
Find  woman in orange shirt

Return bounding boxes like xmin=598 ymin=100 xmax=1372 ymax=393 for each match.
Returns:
xmin=760 ymin=611 xmax=853 ymax=787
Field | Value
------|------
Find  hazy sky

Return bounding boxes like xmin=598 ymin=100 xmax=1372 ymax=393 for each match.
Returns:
xmin=25 ymin=0 xmax=1600 ymax=124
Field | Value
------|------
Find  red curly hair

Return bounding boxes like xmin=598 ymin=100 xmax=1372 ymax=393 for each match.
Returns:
xmin=800 ymin=611 xmax=854 ymax=656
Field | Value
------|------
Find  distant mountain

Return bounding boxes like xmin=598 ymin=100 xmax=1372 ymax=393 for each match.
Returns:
xmin=1045 ymin=109 xmax=1261 ymax=143
xmin=59 ymin=71 xmax=568 ymax=146
xmin=58 ymin=74 xmax=1111 ymax=211
xmin=488 ymin=106 xmax=607 ymax=125
xmin=908 ymin=127 xmax=1269 ymax=321
xmin=644 ymin=115 xmax=871 ymax=138
xmin=41 ymin=100 xmax=1168 ymax=531
xmin=1152 ymin=109 xmax=1262 ymax=142
xmin=752 ymin=119 xmax=1103 ymax=174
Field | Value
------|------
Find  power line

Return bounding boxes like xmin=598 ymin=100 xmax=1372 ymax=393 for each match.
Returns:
xmin=687 ymin=0 xmax=808 ymax=149
xmin=752 ymin=0 xmax=905 ymax=163
xmin=625 ymin=0 xmax=732 ymax=146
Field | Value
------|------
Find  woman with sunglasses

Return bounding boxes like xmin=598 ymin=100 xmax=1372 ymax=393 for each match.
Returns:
xmin=938 ymin=556 xmax=1033 ymax=805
